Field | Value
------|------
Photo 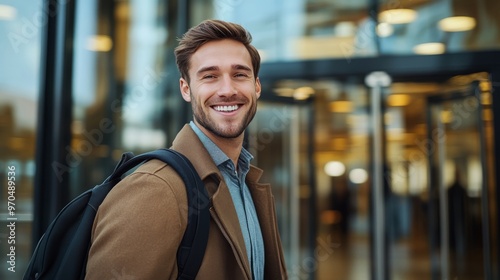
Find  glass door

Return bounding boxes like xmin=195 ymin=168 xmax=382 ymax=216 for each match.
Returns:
xmin=251 ymin=73 xmax=497 ymax=280
xmin=258 ymin=78 xmax=374 ymax=280
xmin=382 ymin=73 xmax=497 ymax=280
xmin=427 ymin=82 xmax=494 ymax=280
xmin=247 ymin=100 xmax=315 ymax=278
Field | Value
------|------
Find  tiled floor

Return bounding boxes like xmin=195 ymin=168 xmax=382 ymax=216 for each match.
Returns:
xmin=314 ymin=232 xmax=486 ymax=280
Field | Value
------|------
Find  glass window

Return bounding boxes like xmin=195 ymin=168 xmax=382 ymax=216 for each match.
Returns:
xmin=192 ymin=0 xmax=500 ymax=59
xmin=0 ymin=1 xmax=42 ymax=277
xmin=378 ymin=0 xmax=500 ymax=54
xmin=191 ymin=0 xmax=375 ymax=62
xmin=70 ymin=0 xmax=182 ymax=195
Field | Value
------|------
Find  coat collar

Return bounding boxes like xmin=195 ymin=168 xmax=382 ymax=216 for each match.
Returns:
xmin=171 ymin=125 xmax=221 ymax=183
xmin=171 ymin=124 xmax=265 ymax=185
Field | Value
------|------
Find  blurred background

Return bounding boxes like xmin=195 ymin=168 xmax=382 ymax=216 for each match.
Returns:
xmin=1 ymin=0 xmax=500 ymax=279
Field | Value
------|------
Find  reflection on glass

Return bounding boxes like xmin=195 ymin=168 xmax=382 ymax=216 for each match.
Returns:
xmin=195 ymin=0 xmax=500 ymax=60
xmin=413 ymin=42 xmax=446 ymax=55
xmin=0 ymin=1 xmax=42 ymax=278
xmin=438 ymin=16 xmax=476 ymax=32
xmin=379 ymin=0 xmax=500 ymax=54
xmin=86 ymin=35 xmax=113 ymax=52
xmin=70 ymin=0 xmax=179 ymax=197
xmin=379 ymin=8 xmax=418 ymax=24
xmin=0 ymin=4 xmax=16 ymax=20
xmin=192 ymin=0 xmax=374 ymax=61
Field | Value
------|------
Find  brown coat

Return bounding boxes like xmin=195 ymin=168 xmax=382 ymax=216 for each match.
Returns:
xmin=85 ymin=125 xmax=287 ymax=279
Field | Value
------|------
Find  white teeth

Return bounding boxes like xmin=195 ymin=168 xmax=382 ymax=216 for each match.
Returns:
xmin=214 ymin=105 xmax=238 ymax=112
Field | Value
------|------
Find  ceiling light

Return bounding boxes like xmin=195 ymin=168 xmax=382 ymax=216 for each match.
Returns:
xmin=294 ymin=86 xmax=315 ymax=100
xmin=387 ymin=94 xmax=411 ymax=106
xmin=86 ymin=35 xmax=113 ymax=52
xmin=379 ymin=9 xmax=417 ymax=25
xmin=377 ymin=22 xmax=394 ymax=37
xmin=413 ymin=42 xmax=445 ymax=55
xmin=349 ymin=168 xmax=368 ymax=184
xmin=329 ymin=100 xmax=353 ymax=113
xmin=324 ymin=161 xmax=346 ymax=177
xmin=438 ymin=16 xmax=476 ymax=32
xmin=273 ymin=87 xmax=295 ymax=97
xmin=0 ymin=5 xmax=16 ymax=20
xmin=334 ymin=21 xmax=357 ymax=37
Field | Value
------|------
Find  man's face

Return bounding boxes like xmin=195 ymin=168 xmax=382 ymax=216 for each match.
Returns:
xmin=180 ymin=39 xmax=261 ymax=139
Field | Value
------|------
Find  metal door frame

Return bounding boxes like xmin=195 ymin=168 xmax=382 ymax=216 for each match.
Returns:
xmin=426 ymin=82 xmax=492 ymax=280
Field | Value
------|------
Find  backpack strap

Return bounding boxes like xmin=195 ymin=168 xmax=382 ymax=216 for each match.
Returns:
xmin=109 ymin=149 xmax=210 ymax=280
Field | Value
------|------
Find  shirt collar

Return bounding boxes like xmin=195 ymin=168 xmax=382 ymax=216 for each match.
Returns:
xmin=189 ymin=121 xmax=253 ymax=171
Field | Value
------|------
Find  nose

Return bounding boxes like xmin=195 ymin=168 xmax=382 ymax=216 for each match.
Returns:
xmin=217 ymin=75 xmax=237 ymax=96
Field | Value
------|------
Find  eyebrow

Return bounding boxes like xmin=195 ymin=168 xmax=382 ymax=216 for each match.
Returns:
xmin=233 ymin=64 xmax=252 ymax=72
xmin=196 ymin=66 xmax=219 ymax=76
xmin=196 ymin=64 xmax=252 ymax=76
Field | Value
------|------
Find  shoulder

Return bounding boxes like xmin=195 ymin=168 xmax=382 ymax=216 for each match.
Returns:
xmin=106 ymin=158 xmax=188 ymax=205
xmin=95 ymin=159 xmax=189 ymax=229
xmin=88 ymin=160 xmax=189 ymax=278
xmin=125 ymin=159 xmax=186 ymax=192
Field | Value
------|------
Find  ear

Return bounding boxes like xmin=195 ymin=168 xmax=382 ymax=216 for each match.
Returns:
xmin=179 ymin=78 xmax=191 ymax=102
xmin=255 ymin=77 xmax=262 ymax=99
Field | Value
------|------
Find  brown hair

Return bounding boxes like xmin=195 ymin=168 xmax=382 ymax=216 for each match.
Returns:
xmin=174 ymin=19 xmax=260 ymax=83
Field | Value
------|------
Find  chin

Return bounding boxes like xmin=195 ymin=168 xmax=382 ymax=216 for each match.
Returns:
xmin=212 ymin=124 xmax=245 ymax=139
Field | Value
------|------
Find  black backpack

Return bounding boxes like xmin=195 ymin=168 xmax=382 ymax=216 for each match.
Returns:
xmin=23 ymin=149 xmax=210 ymax=280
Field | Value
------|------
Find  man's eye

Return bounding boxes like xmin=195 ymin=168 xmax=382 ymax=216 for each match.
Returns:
xmin=203 ymin=75 xmax=216 ymax=79
xmin=235 ymin=73 xmax=248 ymax=77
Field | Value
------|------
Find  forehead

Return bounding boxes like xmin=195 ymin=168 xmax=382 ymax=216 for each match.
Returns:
xmin=189 ymin=39 xmax=252 ymax=72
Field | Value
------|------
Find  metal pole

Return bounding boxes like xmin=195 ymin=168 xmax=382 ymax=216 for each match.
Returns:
xmin=307 ymin=100 xmax=318 ymax=280
xmin=365 ymin=71 xmax=391 ymax=280
xmin=33 ymin=0 xmax=76 ymax=245
xmin=426 ymin=101 xmax=439 ymax=280
xmin=436 ymin=108 xmax=449 ymax=279
xmin=474 ymin=82 xmax=493 ymax=280
xmin=489 ymin=72 xmax=500 ymax=280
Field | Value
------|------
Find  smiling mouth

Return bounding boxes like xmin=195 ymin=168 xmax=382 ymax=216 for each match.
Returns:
xmin=213 ymin=105 xmax=240 ymax=112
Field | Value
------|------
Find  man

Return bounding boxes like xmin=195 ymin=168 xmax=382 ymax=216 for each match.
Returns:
xmin=85 ymin=19 xmax=287 ymax=279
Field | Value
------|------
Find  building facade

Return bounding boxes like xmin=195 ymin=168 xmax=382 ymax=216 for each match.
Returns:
xmin=1 ymin=0 xmax=500 ymax=279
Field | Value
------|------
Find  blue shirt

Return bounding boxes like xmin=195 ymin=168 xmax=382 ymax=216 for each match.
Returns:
xmin=189 ymin=121 xmax=265 ymax=280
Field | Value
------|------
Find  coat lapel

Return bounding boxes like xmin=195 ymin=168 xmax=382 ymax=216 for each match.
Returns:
xmin=210 ymin=181 xmax=252 ymax=279
xmin=247 ymin=167 xmax=288 ymax=279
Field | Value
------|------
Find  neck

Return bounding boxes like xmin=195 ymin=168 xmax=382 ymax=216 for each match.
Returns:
xmin=212 ymin=137 xmax=243 ymax=168
xmin=194 ymin=122 xmax=243 ymax=168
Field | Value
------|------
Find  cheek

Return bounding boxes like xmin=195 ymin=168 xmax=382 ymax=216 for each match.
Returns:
xmin=190 ymin=91 xmax=207 ymax=108
xmin=195 ymin=85 xmax=217 ymax=101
